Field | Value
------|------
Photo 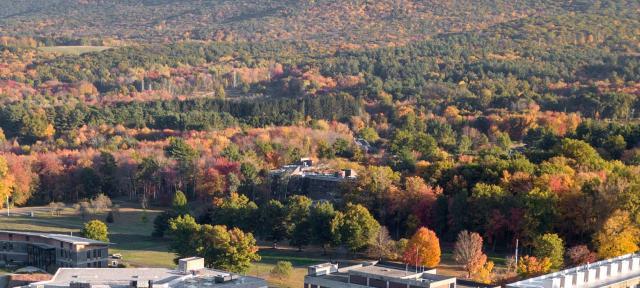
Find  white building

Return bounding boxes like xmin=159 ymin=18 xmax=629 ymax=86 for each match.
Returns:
xmin=304 ymin=261 xmax=490 ymax=288
xmin=507 ymin=253 xmax=640 ymax=288
xmin=27 ymin=257 xmax=267 ymax=288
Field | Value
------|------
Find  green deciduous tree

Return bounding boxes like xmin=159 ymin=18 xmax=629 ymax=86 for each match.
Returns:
xmin=309 ymin=201 xmax=337 ymax=254
xmin=168 ymin=214 xmax=201 ymax=261
xmin=533 ymin=233 xmax=565 ymax=269
xmin=259 ymin=200 xmax=289 ymax=247
xmin=331 ymin=203 xmax=381 ymax=253
xmin=172 ymin=190 xmax=188 ymax=214
xmin=270 ymin=261 xmax=293 ymax=279
xmin=199 ymin=224 xmax=260 ymax=273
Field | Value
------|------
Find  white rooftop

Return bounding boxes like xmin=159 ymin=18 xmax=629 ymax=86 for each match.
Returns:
xmin=29 ymin=267 xmax=267 ymax=288
xmin=507 ymin=253 xmax=640 ymax=288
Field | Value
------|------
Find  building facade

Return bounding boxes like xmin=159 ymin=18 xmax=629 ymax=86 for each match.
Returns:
xmin=507 ymin=253 xmax=640 ymax=288
xmin=0 ymin=230 xmax=109 ymax=273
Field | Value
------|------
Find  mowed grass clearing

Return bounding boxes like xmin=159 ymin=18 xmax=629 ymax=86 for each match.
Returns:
xmin=0 ymin=204 xmax=329 ymax=285
xmin=0 ymin=205 xmax=175 ymax=269
xmin=39 ymin=46 xmax=111 ymax=55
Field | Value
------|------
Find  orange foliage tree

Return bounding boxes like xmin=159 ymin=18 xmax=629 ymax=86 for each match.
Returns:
xmin=403 ymin=227 xmax=441 ymax=268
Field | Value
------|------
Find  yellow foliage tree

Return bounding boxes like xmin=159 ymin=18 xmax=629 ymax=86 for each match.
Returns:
xmin=403 ymin=227 xmax=441 ymax=268
xmin=518 ymin=256 xmax=552 ymax=278
xmin=0 ymin=156 xmax=15 ymax=208
xmin=594 ymin=210 xmax=640 ymax=259
xmin=474 ymin=261 xmax=494 ymax=284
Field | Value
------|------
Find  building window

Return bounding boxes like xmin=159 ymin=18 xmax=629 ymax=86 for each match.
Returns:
xmin=390 ymin=282 xmax=408 ymax=288
xmin=349 ymin=275 xmax=367 ymax=285
xmin=369 ymin=278 xmax=386 ymax=288
xmin=87 ymin=251 xmax=91 ymax=259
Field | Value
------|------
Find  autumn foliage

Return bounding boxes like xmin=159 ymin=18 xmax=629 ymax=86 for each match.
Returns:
xmin=454 ymin=230 xmax=488 ymax=278
xmin=594 ymin=210 xmax=640 ymax=259
xmin=403 ymin=227 xmax=441 ymax=268
xmin=517 ymin=256 xmax=552 ymax=278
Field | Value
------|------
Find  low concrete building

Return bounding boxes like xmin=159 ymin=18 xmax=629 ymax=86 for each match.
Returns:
xmin=507 ymin=253 xmax=640 ymax=288
xmin=0 ymin=230 xmax=110 ymax=273
xmin=304 ymin=261 xmax=458 ymax=288
xmin=28 ymin=257 xmax=267 ymax=288
xmin=270 ymin=159 xmax=357 ymax=201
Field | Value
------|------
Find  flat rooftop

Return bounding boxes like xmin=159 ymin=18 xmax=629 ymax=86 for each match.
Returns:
xmin=30 ymin=268 xmax=267 ymax=288
xmin=0 ymin=230 xmax=110 ymax=245
xmin=306 ymin=261 xmax=455 ymax=287
xmin=350 ymin=264 xmax=422 ymax=279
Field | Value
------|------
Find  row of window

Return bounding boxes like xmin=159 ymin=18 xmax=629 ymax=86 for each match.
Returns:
xmin=86 ymin=249 xmax=104 ymax=259
xmin=87 ymin=261 xmax=103 ymax=268
xmin=0 ymin=242 xmax=15 ymax=251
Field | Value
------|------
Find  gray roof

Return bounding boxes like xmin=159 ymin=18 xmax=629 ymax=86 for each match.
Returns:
xmin=30 ymin=268 xmax=267 ymax=288
xmin=0 ymin=230 xmax=111 ymax=245
xmin=350 ymin=264 xmax=422 ymax=279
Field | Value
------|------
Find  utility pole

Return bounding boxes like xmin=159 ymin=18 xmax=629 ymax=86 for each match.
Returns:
xmin=515 ymin=238 xmax=519 ymax=271
xmin=415 ymin=247 xmax=419 ymax=273
xmin=6 ymin=195 xmax=10 ymax=216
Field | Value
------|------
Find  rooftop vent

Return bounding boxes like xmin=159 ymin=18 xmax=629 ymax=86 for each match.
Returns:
xmin=178 ymin=257 xmax=205 ymax=274
xmin=308 ymin=263 xmax=339 ymax=276
xmin=215 ymin=273 xmax=238 ymax=283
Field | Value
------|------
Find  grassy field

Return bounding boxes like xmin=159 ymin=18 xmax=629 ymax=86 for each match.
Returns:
xmin=0 ymin=204 xmax=324 ymax=286
xmin=39 ymin=46 xmax=111 ymax=55
xmin=0 ymin=203 xmax=501 ymax=286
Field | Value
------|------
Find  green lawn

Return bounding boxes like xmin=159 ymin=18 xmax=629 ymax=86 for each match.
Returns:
xmin=39 ymin=46 xmax=111 ymax=55
xmin=0 ymin=204 xmax=324 ymax=286
xmin=0 ymin=205 xmax=176 ymax=269
xmin=4 ymin=205 xmax=503 ymax=285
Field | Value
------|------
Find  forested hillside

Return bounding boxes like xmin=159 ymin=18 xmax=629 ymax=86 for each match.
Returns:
xmin=1 ymin=0 xmax=640 ymax=283
xmin=0 ymin=0 xmax=578 ymax=47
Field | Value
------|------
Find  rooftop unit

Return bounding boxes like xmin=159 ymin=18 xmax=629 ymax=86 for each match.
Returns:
xmin=178 ymin=257 xmax=204 ymax=274
xmin=307 ymin=262 xmax=339 ymax=276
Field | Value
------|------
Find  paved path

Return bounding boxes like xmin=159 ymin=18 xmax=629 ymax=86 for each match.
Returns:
xmin=0 ymin=206 xmax=51 ymax=217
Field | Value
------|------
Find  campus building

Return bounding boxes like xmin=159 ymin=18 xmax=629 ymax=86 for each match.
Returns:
xmin=0 ymin=230 xmax=110 ymax=273
xmin=304 ymin=261 xmax=491 ymax=288
xmin=507 ymin=253 xmax=640 ymax=288
xmin=270 ymin=158 xmax=357 ymax=201
xmin=28 ymin=257 xmax=268 ymax=288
